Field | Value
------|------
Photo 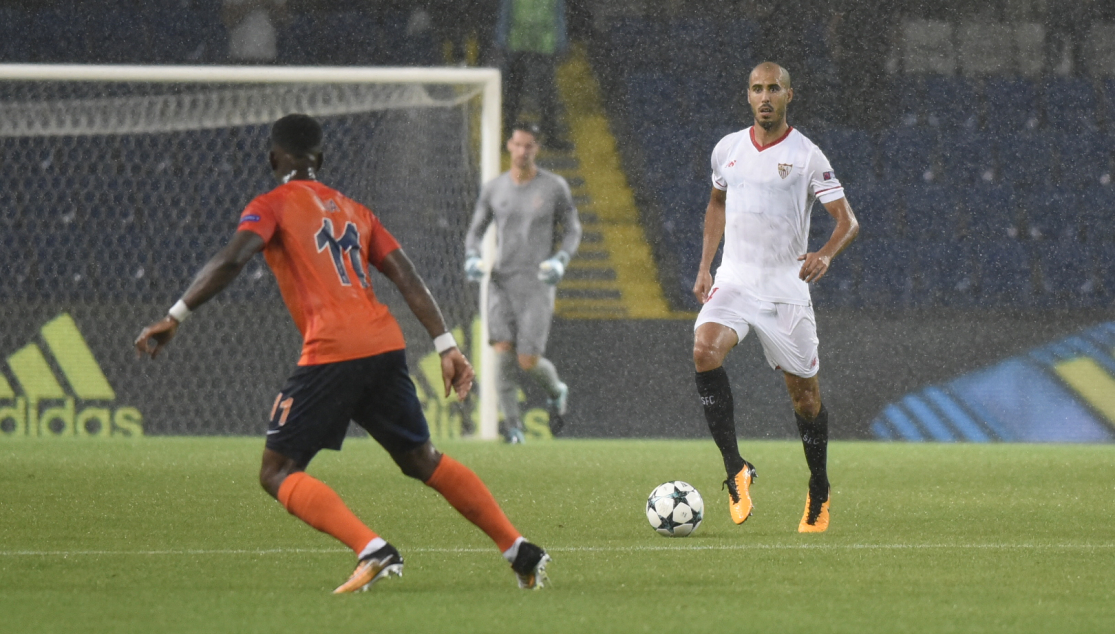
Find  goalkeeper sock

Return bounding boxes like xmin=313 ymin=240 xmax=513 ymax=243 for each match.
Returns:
xmin=525 ymin=357 xmax=563 ymax=399
xmin=425 ymin=454 xmax=521 ymax=552
xmin=496 ymin=349 xmax=522 ymax=428
xmin=277 ymin=471 xmax=378 ymax=555
xmin=796 ymin=404 xmax=830 ymax=494
xmin=695 ymin=367 xmax=745 ymax=476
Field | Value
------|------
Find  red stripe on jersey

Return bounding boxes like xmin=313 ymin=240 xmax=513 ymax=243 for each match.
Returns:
xmin=750 ymin=126 xmax=794 ymax=152
xmin=814 ymin=186 xmax=844 ymax=195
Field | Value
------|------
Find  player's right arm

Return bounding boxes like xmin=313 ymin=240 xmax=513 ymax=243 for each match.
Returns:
xmin=463 ymin=183 xmax=495 ymax=279
xmin=693 ymin=187 xmax=727 ymax=304
xmin=134 ymin=230 xmax=264 ymax=358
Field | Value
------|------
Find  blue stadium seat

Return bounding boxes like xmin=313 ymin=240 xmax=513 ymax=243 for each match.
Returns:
xmin=605 ymin=18 xmax=665 ymax=71
xmin=964 ymin=183 xmax=1018 ymax=241
xmin=914 ymin=240 xmax=975 ymax=307
xmin=1025 ymin=187 xmax=1079 ymax=242
xmin=721 ymin=19 xmax=760 ymax=73
xmin=667 ymin=19 xmax=719 ymax=72
xmin=973 ymin=240 xmax=1031 ymax=306
xmin=818 ymin=128 xmax=875 ymax=185
xmin=858 ymin=239 xmax=912 ymax=308
xmin=939 ymin=132 xmax=995 ymax=185
xmin=984 ymin=78 xmax=1039 ymax=134
xmin=306 ymin=12 xmax=379 ymax=66
xmin=0 ymin=8 xmax=30 ymax=62
xmin=279 ymin=12 xmax=315 ymax=65
xmin=1099 ymin=243 xmax=1115 ymax=305
xmin=679 ymin=75 xmax=732 ymax=128
xmin=905 ymin=185 xmax=959 ymax=242
xmin=1043 ymin=77 xmax=1098 ymax=133
xmin=92 ymin=8 xmax=147 ymax=63
xmin=924 ymin=76 xmax=979 ymax=130
xmin=155 ymin=5 xmax=227 ymax=63
xmin=810 ymin=242 xmax=858 ymax=309
xmin=853 ymin=184 xmax=900 ymax=240
xmin=1105 ymin=80 xmax=1115 ymax=132
xmin=889 ymin=76 xmax=923 ymax=127
xmin=624 ymin=71 xmax=677 ymax=125
xmin=1035 ymin=242 xmax=1098 ymax=307
xmin=1056 ymin=133 xmax=1111 ymax=188
xmin=27 ymin=8 xmax=86 ymax=62
xmin=995 ymin=132 xmax=1053 ymax=189
xmin=1079 ymin=185 xmax=1115 ymax=242
xmin=879 ymin=127 xmax=937 ymax=185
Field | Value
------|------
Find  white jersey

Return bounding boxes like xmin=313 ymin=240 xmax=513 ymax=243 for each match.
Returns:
xmin=710 ymin=126 xmax=845 ymax=305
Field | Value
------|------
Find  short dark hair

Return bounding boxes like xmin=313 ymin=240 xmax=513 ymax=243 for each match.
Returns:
xmin=510 ymin=120 xmax=541 ymax=141
xmin=271 ymin=114 xmax=323 ymax=155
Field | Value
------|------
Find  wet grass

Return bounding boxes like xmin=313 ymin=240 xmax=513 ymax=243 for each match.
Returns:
xmin=1 ymin=438 xmax=1113 ymax=633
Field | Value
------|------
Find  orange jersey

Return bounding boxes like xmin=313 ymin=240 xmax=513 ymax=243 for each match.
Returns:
xmin=237 ymin=180 xmax=406 ymax=365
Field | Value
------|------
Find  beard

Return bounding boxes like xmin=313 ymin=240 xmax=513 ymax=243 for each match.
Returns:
xmin=757 ymin=119 xmax=778 ymax=130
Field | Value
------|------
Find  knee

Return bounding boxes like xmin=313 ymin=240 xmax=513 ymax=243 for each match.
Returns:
xmin=259 ymin=449 xmax=303 ymax=500
xmin=493 ymin=341 xmax=513 ymax=354
xmin=793 ymin=393 xmax=822 ymax=420
xmin=518 ymin=354 xmax=539 ymax=371
xmin=693 ymin=341 xmax=723 ymax=373
xmin=393 ymin=442 xmax=443 ymax=482
xmin=259 ymin=463 xmax=287 ymax=499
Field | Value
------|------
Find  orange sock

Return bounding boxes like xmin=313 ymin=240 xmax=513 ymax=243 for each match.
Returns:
xmin=277 ymin=471 xmax=378 ymax=555
xmin=424 ymin=455 xmax=521 ymax=552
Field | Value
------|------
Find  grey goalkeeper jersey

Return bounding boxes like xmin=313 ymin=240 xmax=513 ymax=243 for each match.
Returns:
xmin=465 ymin=169 xmax=582 ymax=275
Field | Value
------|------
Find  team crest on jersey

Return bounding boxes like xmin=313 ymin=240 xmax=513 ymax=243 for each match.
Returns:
xmin=323 ymin=200 xmax=340 ymax=213
xmin=778 ymin=163 xmax=793 ymax=179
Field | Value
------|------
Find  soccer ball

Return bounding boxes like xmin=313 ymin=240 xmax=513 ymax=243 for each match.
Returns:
xmin=646 ymin=481 xmax=704 ymax=537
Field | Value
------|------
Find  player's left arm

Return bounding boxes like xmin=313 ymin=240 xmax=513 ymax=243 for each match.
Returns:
xmin=135 ymin=230 xmax=265 ymax=358
xmin=379 ymin=248 xmax=474 ymax=400
xmin=798 ymin=196 xmax=859 ymax=283
xmin=539 ymin=179 xmax=582 ymax=284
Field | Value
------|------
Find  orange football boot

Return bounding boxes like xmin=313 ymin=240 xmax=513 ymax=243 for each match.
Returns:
xmin=798 ymin=489 xmax=830 ymax=533
xmin=724 ymin=462 xmax=757 ymax=524
xmin=333 ymin=544 xmax=403 ymax=594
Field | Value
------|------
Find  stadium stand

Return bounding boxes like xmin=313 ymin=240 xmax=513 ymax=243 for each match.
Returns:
xmin=0 ymin=2 xmax=433 ymax=67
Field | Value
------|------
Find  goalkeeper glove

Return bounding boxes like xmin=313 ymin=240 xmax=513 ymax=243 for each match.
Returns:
xmin=464 ymin=254 xmax=484 ymax=282
xmin=537 ymin=251 xmax=570 ymax=286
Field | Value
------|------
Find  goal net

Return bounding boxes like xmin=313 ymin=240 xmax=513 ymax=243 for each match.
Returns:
xmin=0 ymin=65 xmax=501 ymax=440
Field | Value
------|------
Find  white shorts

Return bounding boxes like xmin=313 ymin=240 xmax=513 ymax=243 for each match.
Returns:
xmin=694 ymin=284 xmax=820 ymax=378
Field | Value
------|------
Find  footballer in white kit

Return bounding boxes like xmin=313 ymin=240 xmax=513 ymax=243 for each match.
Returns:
xmin=691 ymin=63 xmax=859 ymax=534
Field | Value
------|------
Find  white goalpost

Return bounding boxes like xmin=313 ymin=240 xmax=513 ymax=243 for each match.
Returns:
xmin=0 ymin=64 xmax=502 ymax=440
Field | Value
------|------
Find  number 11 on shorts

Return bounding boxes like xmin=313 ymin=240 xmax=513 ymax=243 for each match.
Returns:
xmin=270 ymin=394 xmax=294 ymax=427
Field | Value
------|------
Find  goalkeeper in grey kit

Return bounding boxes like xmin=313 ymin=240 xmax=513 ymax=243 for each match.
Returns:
xmin=464 ymin=121 xmax=582 ymax=443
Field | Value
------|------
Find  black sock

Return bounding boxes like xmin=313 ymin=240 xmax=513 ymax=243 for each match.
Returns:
xmin=796 ymin=404 xmax=830 ymax=495
xmin=695 ymin=367 xmax=745 ymax=476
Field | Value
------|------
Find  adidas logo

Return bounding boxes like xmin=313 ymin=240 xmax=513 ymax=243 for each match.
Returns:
xmin=0 ymin=313 xmax=142 ymax=438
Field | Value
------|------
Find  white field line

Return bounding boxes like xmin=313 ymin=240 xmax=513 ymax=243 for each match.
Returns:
xmin=1 ymin=543 xmax=1112 ymax=557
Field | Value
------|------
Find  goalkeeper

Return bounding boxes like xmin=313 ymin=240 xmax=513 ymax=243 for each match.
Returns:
xmin=464 ymin=121 xmax=582 ymax=442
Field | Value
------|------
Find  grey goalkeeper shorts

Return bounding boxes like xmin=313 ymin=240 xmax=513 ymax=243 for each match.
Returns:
xmin=487 ymin=271 xmax=556 ymax=356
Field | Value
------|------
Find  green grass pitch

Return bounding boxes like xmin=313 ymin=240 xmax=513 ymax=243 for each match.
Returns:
xmin=1 ymin=438 xmax=1113 ymax=633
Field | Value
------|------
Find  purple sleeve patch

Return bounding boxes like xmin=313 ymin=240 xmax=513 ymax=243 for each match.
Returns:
xmin=239 ymin=214 xmax=261 ymax=224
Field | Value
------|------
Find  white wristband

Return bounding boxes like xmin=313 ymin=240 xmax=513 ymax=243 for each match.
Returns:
xmin=433 ymin=332 xmax=457 ymax=354
xmin=168 ymin=300 xmax=192 ymax=323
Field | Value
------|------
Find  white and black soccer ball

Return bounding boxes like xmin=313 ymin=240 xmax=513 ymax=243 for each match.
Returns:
xmin=646 ymin=481 xmax=704 ymax=537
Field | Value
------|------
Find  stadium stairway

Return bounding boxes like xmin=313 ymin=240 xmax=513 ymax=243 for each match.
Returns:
xmin=545 ymin=44 xmax=682 ymax=319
